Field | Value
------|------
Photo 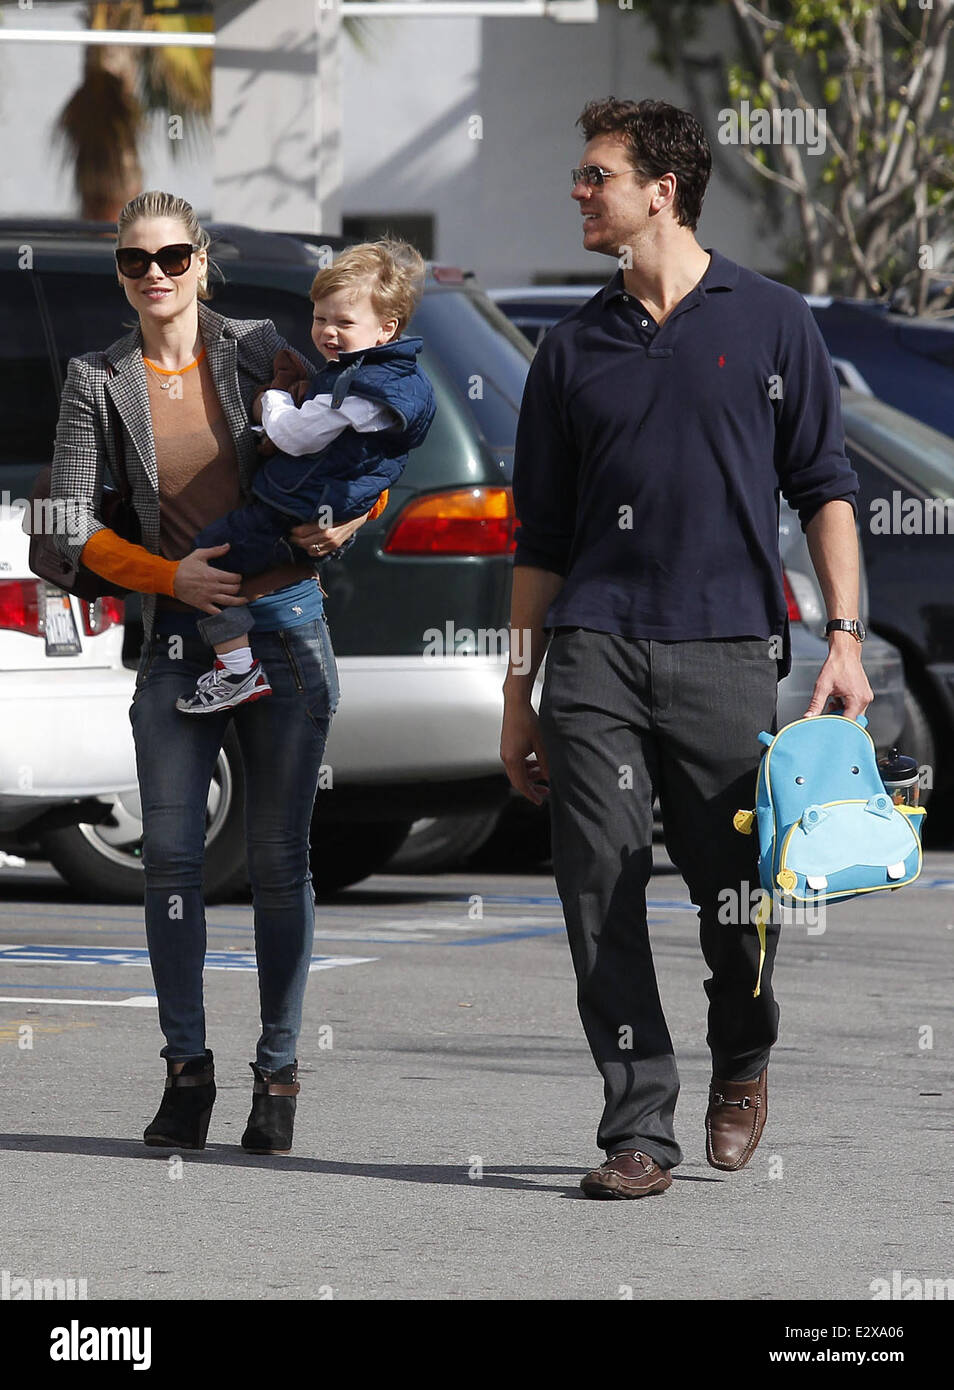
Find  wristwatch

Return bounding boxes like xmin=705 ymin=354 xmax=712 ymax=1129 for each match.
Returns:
xmin=825 ymin=618 xmax=866 ymax=643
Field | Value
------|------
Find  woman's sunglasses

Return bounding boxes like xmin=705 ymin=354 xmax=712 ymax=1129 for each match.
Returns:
xmin=115 ymin=243 xmax=199 ymax=279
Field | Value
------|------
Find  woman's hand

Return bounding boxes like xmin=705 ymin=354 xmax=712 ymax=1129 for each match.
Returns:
xmin=173 ymin=544 xmax=249 ymax=615
xmin=289 ymin=510 xmax=372 ymax=559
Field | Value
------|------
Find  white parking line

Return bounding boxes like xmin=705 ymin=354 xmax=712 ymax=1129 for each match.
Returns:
xmin=0 ymin=995 xmax=157 ymax=1008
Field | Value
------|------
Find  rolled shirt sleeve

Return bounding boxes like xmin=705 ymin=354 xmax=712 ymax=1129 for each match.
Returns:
xmin=774 ymin=299 xmax=859 ymax=529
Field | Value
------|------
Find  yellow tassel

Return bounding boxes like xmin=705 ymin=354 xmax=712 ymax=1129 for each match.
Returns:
xmin=753 ymin=891 xmax=770 ymax=998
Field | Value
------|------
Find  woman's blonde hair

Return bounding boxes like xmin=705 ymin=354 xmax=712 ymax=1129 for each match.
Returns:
xmin=310 ymin=239 xmax=426 ymax=336
xmin=116 ymin=190 xmax=214 ymax=301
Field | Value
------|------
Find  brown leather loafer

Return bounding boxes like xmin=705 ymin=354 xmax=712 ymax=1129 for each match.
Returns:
xmin=580 ymin=1149 xmax=672 ymax=1200
xmin=705 ymin=1065 xmax=768 ymax=1171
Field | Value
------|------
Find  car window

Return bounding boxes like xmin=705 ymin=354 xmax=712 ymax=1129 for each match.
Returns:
xmin=37 ymin=271 xmax=139 ymax=375
xmin=842 ymin=398 xmax=954 ymax=496
xmin=411 ymin=290 xmax=532 ymax=456
xmin=0 ymin=269 xmax=62 ymax=470
xmin=204 ymin=277 xmax=318 ymax=366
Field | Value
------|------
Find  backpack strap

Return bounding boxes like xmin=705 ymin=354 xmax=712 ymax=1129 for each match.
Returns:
xmin=753 ymin=892 xmax=771 ymax=998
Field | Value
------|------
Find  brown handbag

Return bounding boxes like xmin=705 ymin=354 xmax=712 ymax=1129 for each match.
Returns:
xmin=24 ymin=362 xmax=142 ymax=601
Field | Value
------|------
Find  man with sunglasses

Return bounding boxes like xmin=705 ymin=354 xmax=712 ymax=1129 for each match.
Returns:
xmin=501 ymin=98 xmax=870 ymax=1199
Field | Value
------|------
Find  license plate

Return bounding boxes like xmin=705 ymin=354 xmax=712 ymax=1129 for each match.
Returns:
xmin=42 ymin=583 xmax=82 ymax=657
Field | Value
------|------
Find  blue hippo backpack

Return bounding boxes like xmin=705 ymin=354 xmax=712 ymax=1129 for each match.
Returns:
xmin=733 ymin=714 xmax=926 ymax=996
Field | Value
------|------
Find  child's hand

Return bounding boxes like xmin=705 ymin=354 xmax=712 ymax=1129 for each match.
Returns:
xmin=268 ymin=349 xmax=311 ymax=393
xmin=252 ymin=350 xmax=311 ymax=424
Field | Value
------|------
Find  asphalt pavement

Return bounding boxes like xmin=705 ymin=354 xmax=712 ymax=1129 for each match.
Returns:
xmin=0 ymin=849 xmax=951 ymax=1301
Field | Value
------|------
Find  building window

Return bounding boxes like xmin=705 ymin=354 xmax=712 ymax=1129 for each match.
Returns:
xmin=342 ymin=214 xmax=434 ymax=260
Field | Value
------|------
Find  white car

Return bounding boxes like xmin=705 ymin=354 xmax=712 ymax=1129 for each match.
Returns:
xmin=0 ymin=500 xmax=251 ymax=900
xmin=0 ymin=500 xmax=137 ymax=852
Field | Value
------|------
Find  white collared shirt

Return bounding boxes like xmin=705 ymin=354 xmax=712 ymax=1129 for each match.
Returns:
xmin=260 ymin=389 xmax=398 ymax=458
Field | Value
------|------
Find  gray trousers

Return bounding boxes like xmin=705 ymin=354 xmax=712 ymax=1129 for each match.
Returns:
xmin=196 ymin=604 xmax=255 ymax=648
xmin=538 ymin=628 xmax=781 ymax=1169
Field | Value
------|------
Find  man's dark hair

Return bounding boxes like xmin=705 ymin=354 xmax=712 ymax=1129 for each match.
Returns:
xmin=576 ymin=97 xmax=711 ymax=231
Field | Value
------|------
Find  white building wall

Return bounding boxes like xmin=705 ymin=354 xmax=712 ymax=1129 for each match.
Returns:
xmin=1 ymin=2 xmax=775 ymax=283
xmin=341 ymin=6 xmax=771 ymax=285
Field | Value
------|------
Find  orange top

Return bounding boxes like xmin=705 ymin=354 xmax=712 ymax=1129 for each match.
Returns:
xmin=81 ymin=528 xmax=179 ymax=596
xmin=368 ymin=490 xmax=389 ymax=521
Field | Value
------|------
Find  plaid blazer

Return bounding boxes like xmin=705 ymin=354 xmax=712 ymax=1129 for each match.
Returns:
xmin=50 ymin=301 xmax=317 ymax=646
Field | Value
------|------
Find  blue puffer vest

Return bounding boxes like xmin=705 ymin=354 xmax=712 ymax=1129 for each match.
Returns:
xmin=252 ymin=335 xmax=436 ymax=523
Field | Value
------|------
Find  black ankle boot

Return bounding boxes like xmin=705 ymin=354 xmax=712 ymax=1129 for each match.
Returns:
xmin=143 ymin=1050 xmax=216 ymax=1150
xmin=241 ymin=1060 xmax=300 ymax=1155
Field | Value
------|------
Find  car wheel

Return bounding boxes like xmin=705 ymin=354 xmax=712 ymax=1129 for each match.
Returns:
xmin=39 ymin=724 xmax=249 ymax=903
xmin=897 ymin=683 xmax=935 ymax=808
xmin=386 ymin=810 xmax=503 ymax=874
xmin=896 ymin=680 xmax=954 ymax=848
xmin=467 ymin=796 xmax=552 ymax=871
xmin=311 ymin=819 xmax=413 ymax=895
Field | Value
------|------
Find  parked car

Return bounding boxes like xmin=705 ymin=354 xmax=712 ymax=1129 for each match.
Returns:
xmin=840 ymin=391 xmax=954 ymax=834
xmin=0 ymin=219 xmax=533 ymax=897
xmin=0 ymin=502 xmax=253 ymax=900
xmin=806 ymin=297 xmax=954 ymax=441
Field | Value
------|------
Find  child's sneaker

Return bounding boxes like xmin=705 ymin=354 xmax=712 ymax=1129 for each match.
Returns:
xmin=176 ymin=659 xmax=272 ymax=715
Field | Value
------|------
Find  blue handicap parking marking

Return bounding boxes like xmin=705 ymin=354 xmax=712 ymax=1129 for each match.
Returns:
xmin=0 ymin=945 xmax=375 ymax=972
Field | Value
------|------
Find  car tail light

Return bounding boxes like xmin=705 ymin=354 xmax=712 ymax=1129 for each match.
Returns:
xmin=431 ymin=266 xmax=467 ymax=284
xmin=782 ymin=572 xmax=802 ymax=622
xmin=0 ymin=578 xmax=43 ymax=635
xmin=383 ymin=487 xmax=518 ymax=555
xmin=80 ymin=596 xmax=125 ymax=635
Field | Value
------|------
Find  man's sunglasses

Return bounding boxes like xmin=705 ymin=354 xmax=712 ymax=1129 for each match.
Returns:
xmin=571 ymin=165 xmax=639 ymax=188
xmin=115 ymin=243 xmax=199 ymax=279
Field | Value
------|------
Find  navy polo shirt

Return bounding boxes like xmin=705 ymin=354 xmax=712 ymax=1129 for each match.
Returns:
xmin=512 ymin=248 xmax=859 ymax=676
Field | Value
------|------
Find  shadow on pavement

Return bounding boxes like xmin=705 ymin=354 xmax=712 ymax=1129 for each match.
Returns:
xmin=0 ymin=1132 xmax=722 ymax=1194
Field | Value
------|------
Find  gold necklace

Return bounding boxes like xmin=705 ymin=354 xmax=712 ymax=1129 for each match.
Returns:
xmin=142 ymin=346 xmax=207 ymax=391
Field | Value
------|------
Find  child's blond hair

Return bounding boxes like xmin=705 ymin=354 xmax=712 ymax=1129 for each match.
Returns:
xmin=309 ymin=238 xmax=426 ymax=337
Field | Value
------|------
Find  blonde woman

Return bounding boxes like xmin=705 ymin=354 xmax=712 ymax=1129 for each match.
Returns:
xmin=51 ymin=191 xmax=372 ymax=1155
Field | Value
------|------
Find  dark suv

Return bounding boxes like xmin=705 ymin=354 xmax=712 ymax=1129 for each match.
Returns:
xmin=0 ymin=220 xmax=533 ymax=896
